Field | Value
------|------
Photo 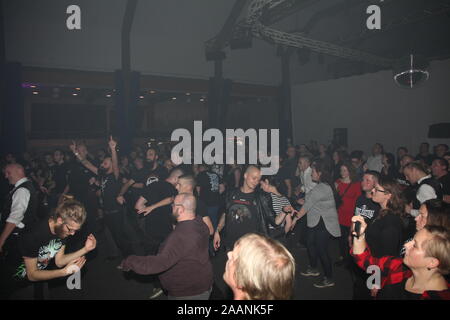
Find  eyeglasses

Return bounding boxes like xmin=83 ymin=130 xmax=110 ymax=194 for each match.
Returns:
xmin=64 ymin=223 xmax=79 ymax=234
xmin=373 ymin=188 xmax=390 ymax=195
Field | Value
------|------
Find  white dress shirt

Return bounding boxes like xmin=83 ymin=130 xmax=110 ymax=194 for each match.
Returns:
xmin=410 ymin=175 xmax=437 ymax=217
xmin=299 ymin=166 xmax=317 ymax=194
xmin=6 ymin=178 xmax=31 ymax=229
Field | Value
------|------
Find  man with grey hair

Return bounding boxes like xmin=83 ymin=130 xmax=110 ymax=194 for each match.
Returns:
xmin=120 ymin=193 xmax=213 ymax=300
xmin=0 ymin=164 xmax=38 ymax=255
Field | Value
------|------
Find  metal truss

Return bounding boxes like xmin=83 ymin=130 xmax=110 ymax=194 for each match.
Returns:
xmin=245 ymin=0 xmax=395 ymax=67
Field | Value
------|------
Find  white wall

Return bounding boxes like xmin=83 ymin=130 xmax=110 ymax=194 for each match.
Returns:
xmin=4 ymin=0 xmax=282 ymax=85
xmin=291 ymin=59 xmax=450 ymax=156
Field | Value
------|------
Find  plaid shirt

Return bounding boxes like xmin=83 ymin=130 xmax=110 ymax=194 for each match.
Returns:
xmin=351 ymin=247 xmax=450 ymax=300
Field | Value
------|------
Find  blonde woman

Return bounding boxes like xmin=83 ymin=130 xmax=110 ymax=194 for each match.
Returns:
xmin=351 ymin=215 xmax=450 ymax=300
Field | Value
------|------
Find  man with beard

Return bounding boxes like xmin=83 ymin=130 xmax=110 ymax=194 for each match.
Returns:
xmin=120 ymin=193 xmax=213 ymax=300
xmin=1 ymin=196 xmax=96 ymax=299
xmin=71 ymin=137 xmax=132 ymax=259
xmin=145 ymin=147 xmax=168 ymax=182
xmin=134 ymin=167 xmax=184 ymax=298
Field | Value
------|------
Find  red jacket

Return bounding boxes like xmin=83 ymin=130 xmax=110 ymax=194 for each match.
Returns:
xmin=336 ymin=180 xmax=361 ymax=227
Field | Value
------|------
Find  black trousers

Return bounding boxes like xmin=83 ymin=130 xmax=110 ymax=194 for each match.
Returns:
xmin=103 ymin=208 xmax=134 ymax=257
xmin=306 ymin=219 xmax=333 ymax=279
xmin=338 ymin=224 xmax=351 ymax=261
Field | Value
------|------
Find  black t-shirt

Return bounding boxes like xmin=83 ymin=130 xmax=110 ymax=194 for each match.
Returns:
xmin=51 ymin=162 xmax=69 ymax=194
xmin=16 ymin=219 xmax=66 ymax=280
xmin=125 ymin=167 xmax=148 ymax=202
xmin=67 ymin=161 xmax=94 ymax=201
xmin=196 ymin=197 xmax=208 ymax=218
xmin=197 ymin=171 xmax=222 ymax=207
xmin=365 ymin=212 xmax=403 ymax=258
xmin=277 ymin=158 xmax=298 ymax=195
xmin=415 ymin=154 xmax=434 ymax=166
xmin=377 ymin=278 xmax=422 ymax=300
xmin=141 ymin=180 xmax=177 ymax=239
xmin=438 ymin=173 xmax=450 ymax=196
xmin=100 ymin=173 xmax=122 ymax=212
xmin=224 ymin=190 xmax=259 ymax=249
xmin=354 ymin=195 xmax=380 ymax=221
xmin=146 ymin=163 xmax=169 ymax=181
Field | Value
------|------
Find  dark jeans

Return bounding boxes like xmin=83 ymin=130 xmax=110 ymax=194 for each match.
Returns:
xmin=338 ymin=224 xmax=351 ymax=261
xmin=207 ymin=206 xmax=220 ymax=230
xmin=103 ymin=208 xmax=133 ymax=257
xmin=306 ymin=219 xmax=333 ymax=279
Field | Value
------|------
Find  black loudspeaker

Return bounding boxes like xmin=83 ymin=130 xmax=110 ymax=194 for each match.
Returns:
xmin=333 ymin=128 xmax=348 ymax=147
xmin=428 ymin=123 xmax=450 ymax=139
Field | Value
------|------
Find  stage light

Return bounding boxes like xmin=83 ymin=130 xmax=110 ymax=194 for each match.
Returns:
xmin=32 ymin=91 xmax=39 ymax=95
xmin=72 ymin=93 xmax=78 ymax=96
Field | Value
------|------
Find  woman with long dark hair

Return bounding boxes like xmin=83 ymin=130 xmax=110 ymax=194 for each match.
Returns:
xmin=366 ymin=177 xmax=406 ymax=258
xmin=363 ymin=177 xmax=406 ymax=298
xmin=291 ymin=159 xmax=341 ymax=288
xmin=381 ymin=153 xmax=397 ymax=180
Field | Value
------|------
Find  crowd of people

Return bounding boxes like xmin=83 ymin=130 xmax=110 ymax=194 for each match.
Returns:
xmin=0 ymin=138 xmax=449 ymax=300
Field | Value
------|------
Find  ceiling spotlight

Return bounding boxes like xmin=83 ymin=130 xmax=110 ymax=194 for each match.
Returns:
xmin=75 ymin=87 xmax=81 ymax=91
xmin=200 ymin=98 xmax=205 ymax=102
xmin=72 ymin=93 xmax=78 ymax=96
xmin=32 ymin=91 xmax=39 ymax=95
xmin=150 ymin=90 xmax=156 ymax=94
xmin=106 ymin=94 xmax=112 ymax=98
xmin=393 ymin=54 xmax=429 ymax=89
xmin=140 ymin=95 xmax=144 ymax=99
xmin=186 ymin=93 xmax=191 ymax=96
xmin=30 ymin=85 xmax=37 ymax=89
xmin=172 ymin=97 xmax=177 ymax=100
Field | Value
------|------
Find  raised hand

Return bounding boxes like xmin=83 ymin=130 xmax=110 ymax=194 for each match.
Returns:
xmin=108 ymin=135 xmax=117 ymax=151
xmin=351 ymin=215 xmax=367 ymax=237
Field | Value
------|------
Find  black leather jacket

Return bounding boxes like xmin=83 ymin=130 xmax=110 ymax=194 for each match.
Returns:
xmin=225 ymin=188 xmax=276 ymax=236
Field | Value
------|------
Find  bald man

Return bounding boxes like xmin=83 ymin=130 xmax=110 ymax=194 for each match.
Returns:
xmin=120 ymin=193 xmax=213 ymax=300
xmin=0 ymin=164 xmax=38 ymax=255
xmin=214 ymin=165 xmax=275 ymax=252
